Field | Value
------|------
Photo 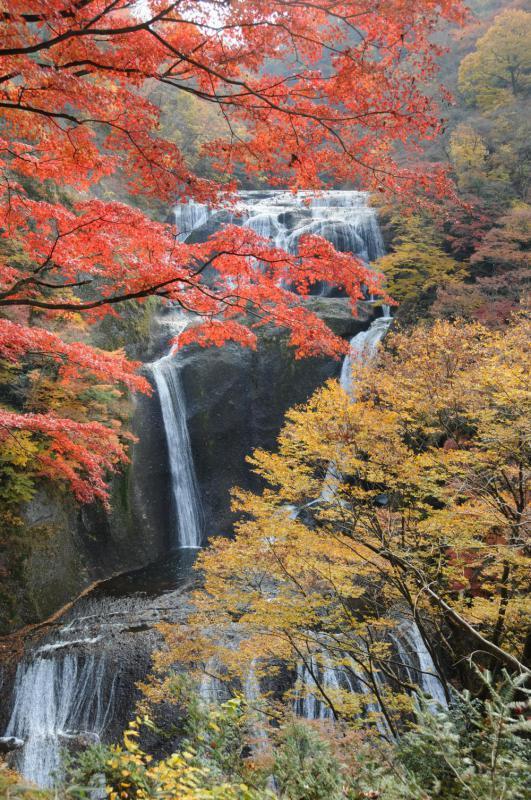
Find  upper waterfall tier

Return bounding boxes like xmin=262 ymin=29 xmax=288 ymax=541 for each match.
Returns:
xmin=173 ymin=190 xmax=385 ymax=264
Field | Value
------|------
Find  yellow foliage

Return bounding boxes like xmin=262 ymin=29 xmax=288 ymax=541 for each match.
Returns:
xmin=375 ymin=216 xmax=464 ymax=305
xmin=156 ymin=316 xmax=530 ymax=730
xmin=458 ymin=10 xmax=531 ymax=110
xmin=100 ymin=721 xmax=259 ymax=800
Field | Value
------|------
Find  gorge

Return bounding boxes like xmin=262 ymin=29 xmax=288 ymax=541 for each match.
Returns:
xmin=2 ymin=191 xmax=447 ymax=787
xmin=1 ymin=2 xmax=528 ymax=796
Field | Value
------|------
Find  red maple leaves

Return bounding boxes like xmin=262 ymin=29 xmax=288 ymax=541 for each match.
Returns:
xmin=0 ymin=0 xmax=465 ymax=502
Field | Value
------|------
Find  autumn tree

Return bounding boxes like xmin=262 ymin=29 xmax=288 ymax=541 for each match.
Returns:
xmin=453 ymin=8 xmax=530 ymax=206
xmin=375 ymin=215 xmax=464 ymax=321
xmin=458 ymin=9 xmax=531 ymax=109
xmin=433 ymin=203 xmax=530 ymax=325
xmin=156 ymin=317 xmax=530 ymax=728
xmin=471 ymin=202 xmax=531 ymax=276
xmin=448 ymin=124 xmax=490 ymax=195
xmin=0 ymin=0 xmax=467 ymax=502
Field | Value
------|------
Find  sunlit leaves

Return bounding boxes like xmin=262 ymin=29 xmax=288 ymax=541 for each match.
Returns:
xmin=458 ymin=10 xmax=531 ymax=110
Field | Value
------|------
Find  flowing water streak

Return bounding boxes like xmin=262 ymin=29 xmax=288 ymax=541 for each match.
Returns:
xmin=237 ymin=190 xmax=385 ymax=262
xmin=391 ymin=620 xmax=448 ymax=708
xmin=339 ymin=311 xmax=393 ymax=398
xmin=150 ymin=323 xmax=204 ymax=549
xmin=320 ymin=310 xmax=393 ymax=502
xmin=294 ymin=651 xmax=392 ymax=736
xmin=293 ymin=623 xmax=445 ymax=732
xmin=5 ymin=654 xmax=115 ymax=788
xmin=198 ymin=656 xmax=228 ymax=706
xmin=243 ymin=660 xmax=274 ymax=752
xmin=173 ymin=200 xmax=211 ymax=242
xmin=294 ymin=655 xmax=338 ymax=721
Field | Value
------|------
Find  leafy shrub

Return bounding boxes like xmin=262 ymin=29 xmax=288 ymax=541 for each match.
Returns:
xmin=348 ymin=670 xmax=531 ymax=800
xmin=272 ymin=723 xmax=343 ymax=800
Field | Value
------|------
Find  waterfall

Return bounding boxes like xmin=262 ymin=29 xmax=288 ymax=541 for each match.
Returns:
xmin=339 ymin=310 xmax=392 ymax=397
xmin=173 ymin=200 xmax=211 ymax=242
xmin=293 ymin=626 xmax=445 ymax=732
xmin=243 ymin=661 xmax=269 ymax=751
xmin=150 ymin=328 xmax=204 ymax=549
xmin=5 ymin=653 xmax=115 ymax=788
xmin=287 ymin=200 xmax=446 ymax=725
xmin=173 ymin=190 xmax=384 ymax=265
xmin=167 ymin=190 xmax=386 ymax=548
xmin=391 ymin=620 xmax=447 ymax=708
xmin=294 ymin=650 xmax=385 ymax=726
xmin=2 ymin=189 xmax=421 ymax=790
xmin=236 ymin=190 xmax=385 ymax=261
xmin=294 ymin=655 xmax=340 ymax=721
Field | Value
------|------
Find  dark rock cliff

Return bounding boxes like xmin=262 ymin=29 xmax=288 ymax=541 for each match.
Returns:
xmin=2 ymin=298 xmax=373 ymax=632
xmin=130 ymin=297 xmax=373 ymax=545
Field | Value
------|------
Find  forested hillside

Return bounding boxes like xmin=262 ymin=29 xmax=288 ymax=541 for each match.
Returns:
xmin=0 ymin=1 xmax=529 ymax=798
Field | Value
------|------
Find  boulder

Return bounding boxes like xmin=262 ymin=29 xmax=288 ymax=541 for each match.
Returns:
xmin=0 ymin=736 xmax=24 ymax=754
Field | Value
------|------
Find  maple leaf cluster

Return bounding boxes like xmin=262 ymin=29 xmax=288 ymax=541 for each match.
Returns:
xmin=0 ymin=0 xmax=465 ymax=501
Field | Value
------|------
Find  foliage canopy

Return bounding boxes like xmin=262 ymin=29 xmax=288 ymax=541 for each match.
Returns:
xmin=156 ymin=316 xmax=530 ymax=731
xmin=0 ymin=0 xmax=466 ymax=501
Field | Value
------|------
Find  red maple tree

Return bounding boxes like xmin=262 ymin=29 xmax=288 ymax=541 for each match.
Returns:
xmin=0 ymin=0 xmax=465 ymax=502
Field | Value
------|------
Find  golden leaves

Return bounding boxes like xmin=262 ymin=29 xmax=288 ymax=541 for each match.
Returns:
xmin=155 ymin=316 xmax=529 ymax=724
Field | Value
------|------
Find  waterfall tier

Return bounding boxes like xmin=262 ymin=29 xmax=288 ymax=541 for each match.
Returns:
xmin=293 ymin=619 xmax=447 ymax=731
xmin=339 ymin=312 xmax=392 ymax=397
xmin=161 ymin=190 xmax=387 ymax=552
xmin=6 ymin=654 xmax=115 ymax=787
xmin=2 ymin=554 xmax=193 ymax=788
xmin=150 ymin=336 xmax=204 ymax=550
xmin=173 ymin=190 xmax=385 ymax=264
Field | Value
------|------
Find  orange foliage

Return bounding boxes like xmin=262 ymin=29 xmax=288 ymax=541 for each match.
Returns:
xmin=0 ymin=0 xmax=465 ymax=499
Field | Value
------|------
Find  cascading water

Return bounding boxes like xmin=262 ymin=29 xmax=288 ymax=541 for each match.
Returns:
xmin=5 ymin=653 xmax=115 ymax=788
xmin=339 ymin=310 xmax=392 ymax=397
xmin=167 ymin=190 xmax=386 ymax=548
xmin=292 ymin=624 xmax=446 ymax=733
xmin=172 ymin=193 xmax=447 ymax=728
xmin=320 ymin=308 xmax=393 ymax=502
xmin=285 ymin=201 xmax=447 ymax=724
xmin=3 ymin=189 xmax=443 ymax=786
xmin=294 ymin=655 xmax=341 ymax=721
xmin=173 ymin=190 xmax=385 ymax=266
xmin=173 ymin=200 xmax=210 ymax=242
xmin=149 ymin=323 xmax=204 ymax=549
xmin=294 ymin=651 xmax=392 ymax=737
xmin=2 ymin=559 xmax=192 ymax=789
xmin=391 ymin=620 xmax=448 ymax=708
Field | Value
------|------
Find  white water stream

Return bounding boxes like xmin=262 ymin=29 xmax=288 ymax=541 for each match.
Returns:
xmin=5 ymin=654 xmax=115 ymax=787
xmin=174 ymin=189 xmax=385 ymax=265
xmin=150 ymin=323 xmax=204 ymax=549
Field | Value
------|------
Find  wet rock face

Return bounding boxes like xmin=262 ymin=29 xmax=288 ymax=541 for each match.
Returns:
xmin=5 ymin=295 xmax=371 ymax=630
xmin=134 ymin=298 xmax=373 ymax=540
xmin=15 ymin=462 xmax=170 ymax=628
xmin=0 ymin=557 xmax=195 ymax=782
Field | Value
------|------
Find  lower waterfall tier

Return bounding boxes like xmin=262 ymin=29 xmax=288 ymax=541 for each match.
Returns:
xmin=2 ymin=551 xmax=448 ymax=788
